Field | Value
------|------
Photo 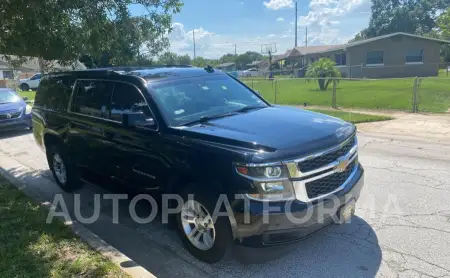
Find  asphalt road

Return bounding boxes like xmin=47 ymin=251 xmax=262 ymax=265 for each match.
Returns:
xmin=0 ymin=130 xmax=449 ymax=278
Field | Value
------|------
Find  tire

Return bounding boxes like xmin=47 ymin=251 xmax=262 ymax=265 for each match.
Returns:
xmin=20 ymin=83 xmax=30 ymax=91
xmin=176 ymin=185 xmax=233 ymax=263
xmin=47 ymin=145 xmax=82 ymax=192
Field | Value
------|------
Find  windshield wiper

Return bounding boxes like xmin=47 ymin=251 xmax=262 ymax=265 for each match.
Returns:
xmin=235 ymin=106 xmax=265 ymax=113
xmin=181 ymin=112 xmax=238 ymax=126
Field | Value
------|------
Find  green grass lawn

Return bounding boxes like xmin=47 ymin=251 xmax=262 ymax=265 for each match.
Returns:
xmin=439 ymin=68 xmax=449 ymax=78
xmin=244 ymin=75 xmax=450 ymax=112
xmin=18 ymin=90 xmax=36 ymax=102
xmin=309 ymin=109 xmax=394 ymax=124
xmin=0 ymin=176 xmax=128 ymax=278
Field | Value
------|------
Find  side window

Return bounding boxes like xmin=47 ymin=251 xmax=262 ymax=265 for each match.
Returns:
xmin=72 ymin=80 xmax=114 ymax=119
xmin=110 ymin=82 xmax=151 ymax=122
xmin=30 ymin=74 xmax=41 ymax=80
xmin=35 ymin=76 xmax=75 ymax=112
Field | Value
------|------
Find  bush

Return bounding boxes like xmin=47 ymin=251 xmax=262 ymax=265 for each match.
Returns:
xmin=305 ymin=58 xmax=341 ymax=90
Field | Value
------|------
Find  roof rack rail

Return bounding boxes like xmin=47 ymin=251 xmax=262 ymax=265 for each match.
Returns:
xmin=91 ymin=65 xmax=194 ymax=72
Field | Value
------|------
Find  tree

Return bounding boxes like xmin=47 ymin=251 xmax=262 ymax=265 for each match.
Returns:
xmin=0 ymin=0 xmax=183 ymax=71
xmin=305 ymin=58 xmax=341 ymax=91
xmin=219 ymin=54 xmax=236 ymax=64
xmin=177 ymin=54 xmax=192 ymax=65
xmin=350 ymin=0 xmax=449 ymax=41
xmin=436 ymin=8 xmax=450 ymax=62
xmin=156 ymin=52 xmax=178 ymax=65
xmin=235 ymin=51 xmax=264 ymax=69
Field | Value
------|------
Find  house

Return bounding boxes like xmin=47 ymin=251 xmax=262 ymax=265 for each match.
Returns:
xmin=0 ymin=55 xmax=86 ymax=81
xmin=215 ymin=62 xmax=236 ymax=71
xmin=285 ymin=33 xmax=450 ymax=78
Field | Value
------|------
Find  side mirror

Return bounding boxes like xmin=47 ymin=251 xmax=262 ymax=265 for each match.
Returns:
xmin=122 ymin=112 xmax=156 ymax=128
xmin=23 ymin=97 xmax=28 ymax=101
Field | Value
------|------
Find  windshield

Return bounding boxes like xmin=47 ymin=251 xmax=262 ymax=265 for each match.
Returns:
xmin=0 ymin=90 xmax=20 ymax=104
xmin=150 ymin=75 xmax=268 ymax=126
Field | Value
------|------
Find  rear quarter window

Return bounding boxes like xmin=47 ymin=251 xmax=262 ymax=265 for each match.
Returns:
xmin=35 ymin=76 xmax=75 ymax=112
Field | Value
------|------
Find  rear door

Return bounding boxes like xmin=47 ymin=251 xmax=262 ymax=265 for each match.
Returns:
xmin=67 ymin=79 xmax=116 ymax=178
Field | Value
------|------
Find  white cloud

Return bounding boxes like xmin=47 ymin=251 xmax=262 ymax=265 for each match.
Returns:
xmin=168 ymin=22 xmax=298 ymax=59
xmin=276 ymin=17 xmax=285 ymax=22
xmin=240 ymin=1 xmax=244 ymax=4
xmin=263 ymin=0 xmax=294 ymax=10
xmin=296 ymin=0 xmax=370 ymax=45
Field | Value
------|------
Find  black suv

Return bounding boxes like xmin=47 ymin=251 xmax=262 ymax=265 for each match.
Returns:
xmin=33 ymin=66 xmax=364 ymax=263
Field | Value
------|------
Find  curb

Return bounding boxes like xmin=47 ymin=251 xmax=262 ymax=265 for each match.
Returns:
xmin=0 ymin=157 xmax=156 ymax=278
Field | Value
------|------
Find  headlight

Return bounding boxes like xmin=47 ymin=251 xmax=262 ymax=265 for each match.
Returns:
xmin=235 ymin=164 xmax=295 ymax=201
xmin=25 ymin=105 xmax=32 ymax=114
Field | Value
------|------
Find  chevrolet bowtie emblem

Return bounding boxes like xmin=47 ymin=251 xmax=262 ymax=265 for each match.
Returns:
xmin=335 ymin=157 xmax=350 ymax=173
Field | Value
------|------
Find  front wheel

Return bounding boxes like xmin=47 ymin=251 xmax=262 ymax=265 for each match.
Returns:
xmin=177 ymin=188 xmax=233 ymax=263
xmin=20 ymin=83 xmax=30 ymax=91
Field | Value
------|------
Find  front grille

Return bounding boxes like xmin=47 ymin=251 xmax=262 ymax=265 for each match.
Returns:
xmin=305 ymin=160 xmax=356 ymax=199
xmin=0 ymin=110 xmax=21 ymax=121
xmin=297 ymin=136 xmax=355 ymax=173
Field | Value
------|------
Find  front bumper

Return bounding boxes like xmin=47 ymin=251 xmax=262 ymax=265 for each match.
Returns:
xmin=231 ymin=163 xmax=364 ymax=247
xmin=0 ymin=114 xmax=32 ymax=130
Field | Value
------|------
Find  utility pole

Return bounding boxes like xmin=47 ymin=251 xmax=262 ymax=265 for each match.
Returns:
xmin=305 ymin=26 xmax=308 ymax=46
xmin=295 ymin=1 xmax=298 ymax=47
xmin=234 ymin=44 xmax=237 ymax=56
xmin=193 ymin=29 xmax=196 ymax=60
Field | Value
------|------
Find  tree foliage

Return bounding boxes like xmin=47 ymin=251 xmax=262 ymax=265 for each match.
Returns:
xmin=305 ymin=58 xmax=341 ymax=91
xmin=359 ymin=0 xmax=448 ymax=38
xmin=0 ymin=0 xmax=183 ymax=70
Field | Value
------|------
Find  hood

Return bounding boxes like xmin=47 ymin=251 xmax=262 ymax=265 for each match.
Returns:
xmin=0 ymin=101 xmax=26 ymax=112
xmin=177 ymin=106 xmax=355 ymax=155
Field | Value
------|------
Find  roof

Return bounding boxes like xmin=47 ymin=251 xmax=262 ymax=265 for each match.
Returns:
xmin=246 ymin=61 xmax=263 ymax=66
xmin=288 ymin=45 xmax=344 ymax=57
xmin=49 ymin=66 xmax=226 ymax=83
xmin=0 ymin=55 xmax=86 ymax=71
xmin=287 ymin=32 xmax=450 ymax=57
xmin=215 ymin=62 xmax=235 ymax=68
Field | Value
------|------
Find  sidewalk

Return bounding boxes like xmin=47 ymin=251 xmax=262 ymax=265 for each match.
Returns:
xmin=302 ymin=106 xmax=450 ymax=144
xmin=355 ymin=112 xmax=450 ymax=144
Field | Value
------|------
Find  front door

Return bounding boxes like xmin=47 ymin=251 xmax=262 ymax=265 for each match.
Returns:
xmin=106 ymin=81 xmax=167 ymax=190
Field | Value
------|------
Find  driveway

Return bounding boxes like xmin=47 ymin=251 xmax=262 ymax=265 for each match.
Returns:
xmin=0 ymin=129 xmax=449 ymax=278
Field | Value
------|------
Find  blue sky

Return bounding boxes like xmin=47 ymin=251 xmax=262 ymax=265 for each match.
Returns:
xmin=132 ymin=0 xmax=371 ymax=58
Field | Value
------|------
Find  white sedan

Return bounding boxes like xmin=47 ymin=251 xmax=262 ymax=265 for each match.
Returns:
xmin=19 ymin=73 xmax=42 ymax=91
xmin=240 ymin=68 xmax=263 ymax=77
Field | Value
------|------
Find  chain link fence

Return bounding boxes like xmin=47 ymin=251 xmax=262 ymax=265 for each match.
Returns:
xmin=240 ymin=66 xmax=450 ymax=113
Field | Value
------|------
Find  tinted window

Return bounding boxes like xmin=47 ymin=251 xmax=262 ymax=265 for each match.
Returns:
xmin=110 ymin=82 xmax=151 ymax=122
xmin=30 ymin=73 xmax=41 ymax=80
xmin=366 ymin=51 xmax=384 ymax=65
xmin=0 ymin=89 xmax=20 ymax=104
xmin=151 ymin=75 xmax=266 ymax=126
xmin=35 ymin=76 xmax=75 ymax=111
xmin=406 ymin=49 xmax=423 ymax=63
xmin=72 ymin=80 xmax=114 ymax=118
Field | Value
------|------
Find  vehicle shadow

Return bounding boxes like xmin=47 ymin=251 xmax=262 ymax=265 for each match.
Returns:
xmin=0 ymin=129 xmax=31 ymax=140
xmin=1 ymin=166 xmax=382 ymax=278
xmin=84 ymin=180 xmax=382 ymax=277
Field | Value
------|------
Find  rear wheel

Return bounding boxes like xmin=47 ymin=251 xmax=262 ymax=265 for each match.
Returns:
xmin=20 ymin=83 xmax=29 ymax=91
xmin=177 ymin=187 xmax=233 ymax=263
xmin=47 ymin=145 xmax=82 ymax=192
